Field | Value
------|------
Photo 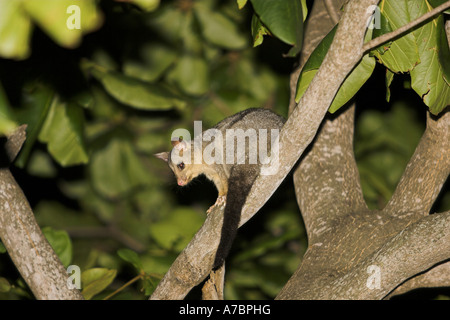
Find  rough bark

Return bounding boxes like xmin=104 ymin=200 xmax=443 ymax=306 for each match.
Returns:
xmin=0 ymin=126 xmax=83 ymax=300
xmin=386 ymin=261 xmax=450 ymax=298
xmin=276 ymin=1 xmax=450 ymax=300
xmin=150 ymin=0 xmax=381 ymax=300
xmin=151 ymin=0 xmax=449 ymax=300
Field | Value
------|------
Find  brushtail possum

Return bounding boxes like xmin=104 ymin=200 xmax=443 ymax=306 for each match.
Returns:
xmin=155 ymin=108 xmax=285 ymax=269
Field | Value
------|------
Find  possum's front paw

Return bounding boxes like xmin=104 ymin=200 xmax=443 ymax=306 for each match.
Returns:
xmin=206 ymin=195 xmax=227 ymax=214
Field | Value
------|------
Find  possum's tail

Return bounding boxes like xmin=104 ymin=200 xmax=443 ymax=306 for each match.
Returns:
xmin=213 ymin=164 xmax=259 ymax=269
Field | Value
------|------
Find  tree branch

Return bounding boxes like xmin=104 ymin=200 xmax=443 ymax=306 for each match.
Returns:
xmin=294 ymin=104 xmax=368 ymax=240
xmin=202 ymin=265 xmax=225 ymax=300
xmin=150 ymin=204 xmax=224 ymax=299
xmin=384 ymin=109 xmax=450 ymax=220
xmin=362 ymin=1 xmax=450 ymax=53
xmin=280 ymin=0 xmax=450 ymax=300
xmin=386 ymin=260 xmax=450 ymax=298
xmin=289 ymin=210 xmax=450 ymax=299
xmin=150 ymin=0 xmax=380 ymax=300
xmin=324 ymin=0 xmax=342 ymax=25
xmin=0 ymin=126 xmax=83 ymax=300
xmin=289 ymin=0 xmax=344 ymax=113
xmin=241 ymin=0 xmax=380 ymax=227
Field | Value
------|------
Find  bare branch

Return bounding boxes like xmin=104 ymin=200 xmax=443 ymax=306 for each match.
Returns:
xmin=294 ymin=104 xmax=368 ymax=240
xmin=150 ymin=0 xmax=381 ymax=300
xmin=4 ymin=125 xmax=27 ymax=163
xmin=384 ymin=110 xmax=450 ymax=219
xmin=150 ymin=205 xmax=223 ymax=300
xmin=0 ymin=127 xmax=83 ymax=300
xmin=241 ymin=0 xmax=380 ymax=227
xmin=337 ymin=211 xmax=450 ymax=299
xmin=386 ymin=261 xmax=450 ymax=298
xmin=202 ymin=265 xmax=225 ymax=300
xmin=283 ymin=210 xmax=450 ymax=299
xmin=324 ymin=0 xmax=342 ymax=25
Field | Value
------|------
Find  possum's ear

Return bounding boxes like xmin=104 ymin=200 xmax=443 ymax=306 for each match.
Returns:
xmin=171 ymin=136 xmax=182 ymax=147
xmin=172 ymin=137 xmax=188 ymax=151
xmin=154 ymin=152 xmax=169 ymax=162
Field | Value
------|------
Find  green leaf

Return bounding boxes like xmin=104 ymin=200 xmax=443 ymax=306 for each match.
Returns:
xmin=167 ymin=55 xmax=209 ymax=96
xmin=141 ymin=253 xmax=177 ymax=275
xmin=179 ymin=9 xmax=204 ymax=54
xmin=237 ymin=0 xmax=248 ymax=10
xmin=251 ymin=14 xmax=270 ymax=48
xmin=15 ymin=84 xmax=54 ymax=168
xmin=194 ymin=3 xmax=248 ymax=50
xmin=117 ymin=249 xmax=143 ymax=271
xmin=123 ymin=44 xmax=177 ymax=82
xmin=295 ymin=69 xmax=316 ymax=104
xmin=385 ymin=69 xmax=395 ymax=102
xmin=34 ymin=200 xmax=98 ymax=230
xmin=250 ymin=0 xmax=303 ymax=56
xmin=371 ymin=11 xmax=393 ymax=55
xmin=374 ymin=0 xmax=420 ymax=72
xmin=293 ymin=25 xmax=336 ymax=101
xmin=295 ymin=26 xmax=375 ymax=113
xmin=234 ymin=229 xmax=299 ymax=263
xmin=329 ymin=54 xmax=376 ymax=113
xmin=438 ymin=20 xmax=450 ymax=84
xmin=90 ymin=66 xmax=183 ymax=111
xmin=300 ymin=25 xmax=337 ymax=71
xmin=428 ymin=0 xmax=450 ymax=13
xmin=355 ymin=103 xmax=424 ymax=208
xmin=409 ymin=3 xmax=450 ymax=114
xmin=22 ymin=0 xmax=102 ymax=49
xmin=0 ymin=83 xmax=18 ymax=136
xmin=42 ymin=227 xmax=72 ymax=267
xmin=81 ymin=268 xmax=117 ymax=300
xmin=0 ymin=278 xmax=11 ymax=293
xmin=128 ymin=0 xmax=160 ymax=12
xmin=27 ymin=150 xmax=57 ymax=178
xmin=0 ymin=242 xmax=6 ymax=254
xmin=38 ymin=96 xmax=89 ymax=166
xmin=301 ymin=0 xmax=308 ymax=22
xmin=90 ymin=138 xmax=150 ymax=199
xmin=148 ymin=208 xmax=204 ymax=252
xmin=142 ymin=275 xmax=160 ymax=296
xmin=146 ymin=5 xmax=185 ymax=44
xmin=0 ymin=0 xmax=33 ymax=59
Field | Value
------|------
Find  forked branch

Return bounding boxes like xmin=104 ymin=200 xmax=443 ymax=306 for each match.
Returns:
xmin=384 ymin=110 xmax=450 ymax=220
xmin=295 ymin=211 xmax=450 ymax=299
xmin=150 ymin=0 xmax=380 ymax=300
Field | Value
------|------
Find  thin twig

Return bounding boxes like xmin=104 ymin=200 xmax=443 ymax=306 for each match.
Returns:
xmin=103 ymin=273 xmax=143 ymax=300
xmin=363 ymin=0 xmax=450 ymax=53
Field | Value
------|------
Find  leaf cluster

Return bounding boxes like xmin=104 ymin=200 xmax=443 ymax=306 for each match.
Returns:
xmin=296 ymin=0 xmax=450 ymax=115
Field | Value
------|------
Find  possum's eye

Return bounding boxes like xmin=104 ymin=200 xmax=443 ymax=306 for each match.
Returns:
xmin=177 ymin=162 xmax=185 ymax=170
